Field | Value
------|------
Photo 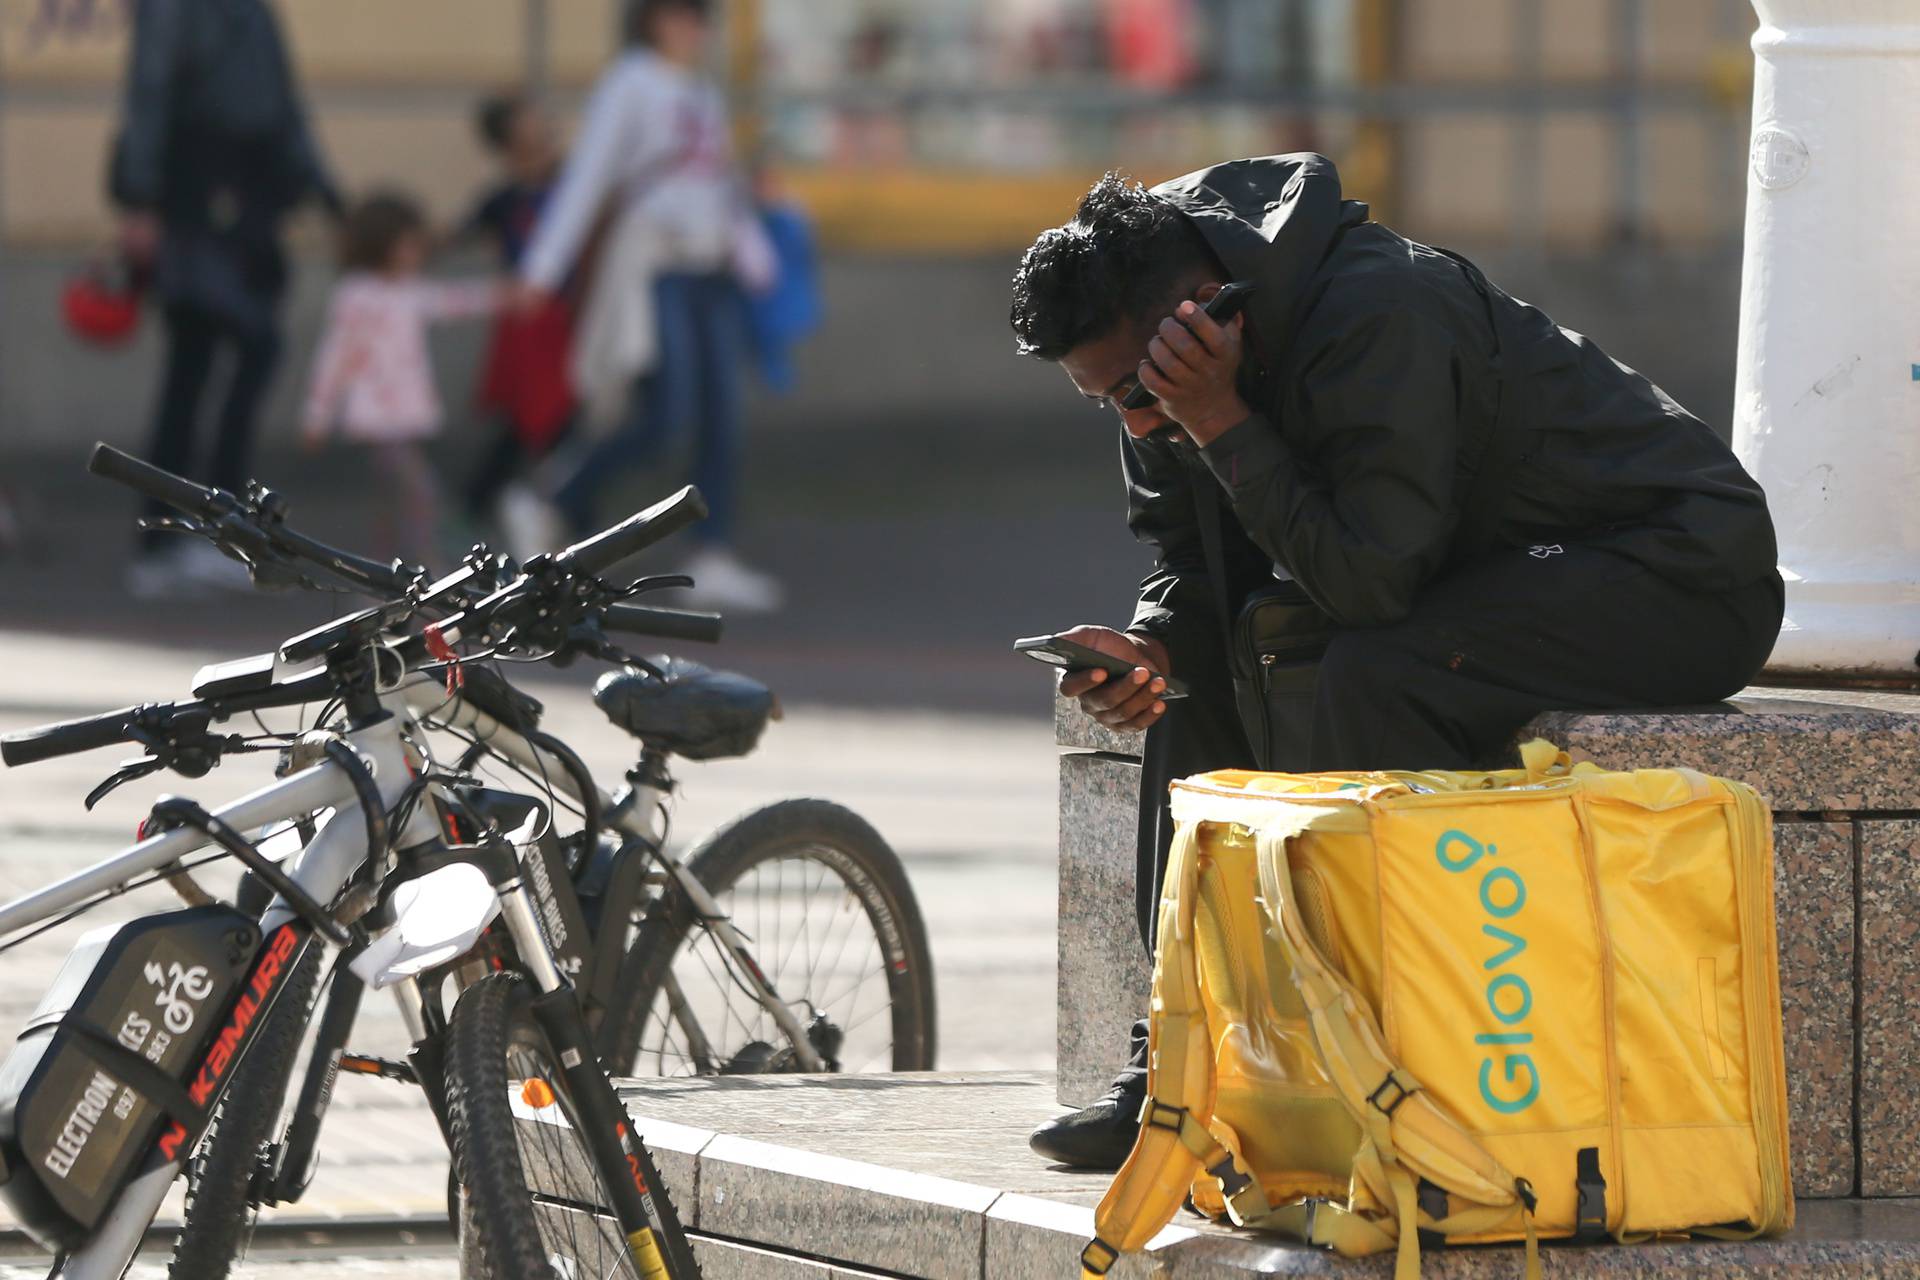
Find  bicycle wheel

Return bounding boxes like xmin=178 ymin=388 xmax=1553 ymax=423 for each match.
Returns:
xmin=601 ymin=799 xmax=936 ymax=1077
xmin=445 ymin=971 xmax=698 ymax=1280
xmin=167 ymin=944 xmax=324 ymax=1280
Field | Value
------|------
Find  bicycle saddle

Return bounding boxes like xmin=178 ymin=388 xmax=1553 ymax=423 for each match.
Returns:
xmin=592 ymin=658 xmax=775 ymax=761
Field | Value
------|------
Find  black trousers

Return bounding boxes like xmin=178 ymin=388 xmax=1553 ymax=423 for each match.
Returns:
xmin=139 ymin=304 xmax=282 ymax=549
xmin=1112 ymin=545 xmax=1784 ymax=1092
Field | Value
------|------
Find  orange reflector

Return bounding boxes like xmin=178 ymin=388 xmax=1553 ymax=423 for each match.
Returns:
xmin=521 ymin=1077 xmax=557 ymax=1109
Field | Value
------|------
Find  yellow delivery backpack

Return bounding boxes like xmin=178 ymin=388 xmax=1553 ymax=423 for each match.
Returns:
xmin=1081 ymin=741 xmax=1793 ymax=1280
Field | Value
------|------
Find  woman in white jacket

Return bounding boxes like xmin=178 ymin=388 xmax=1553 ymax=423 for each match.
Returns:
xmin=518 ymin=0 xmax=781 ymax=611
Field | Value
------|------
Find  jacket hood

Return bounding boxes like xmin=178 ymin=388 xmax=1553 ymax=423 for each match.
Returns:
xmin=1151 ymin=154 xmax=1369 ymax=357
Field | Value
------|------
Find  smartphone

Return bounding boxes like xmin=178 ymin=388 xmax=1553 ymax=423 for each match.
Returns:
xmin=1120 ymin=280 xmax=1257 ymax=411
xmin=1014 ymin=635 xmax=1189 ymax=700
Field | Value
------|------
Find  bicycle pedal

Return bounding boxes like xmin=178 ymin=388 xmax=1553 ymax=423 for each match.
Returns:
xmin=339 ymin=1051 xmax=418 ymax=1084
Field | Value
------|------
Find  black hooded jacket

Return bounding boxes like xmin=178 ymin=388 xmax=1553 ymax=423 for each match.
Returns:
xmin=111 ymin=0 xmax=335 ymax=225
xmin=109 ymin=0 xmax=338 ymax=320
xmin=1124 ymin=154 xmax=1778 ymax=669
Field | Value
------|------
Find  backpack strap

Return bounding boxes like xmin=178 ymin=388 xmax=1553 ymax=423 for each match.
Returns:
xmin=1081 ymin=824 xmax=1269 ymax=1276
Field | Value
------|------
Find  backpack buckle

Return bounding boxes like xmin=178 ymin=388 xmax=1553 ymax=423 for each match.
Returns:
xmin=1080 ymin=1237 xmax=1119 ymax=1276
xmin=1207 ymin=1154 xmax=1267 ymax=1226
xmin=1367 ymin=1071 xmax=1416 ymax=1116
xmin=1140 ymin=1099 xmax=1188 ymax=1133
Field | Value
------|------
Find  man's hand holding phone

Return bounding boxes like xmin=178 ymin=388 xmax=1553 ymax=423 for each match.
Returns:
xmin=1124 ymin=281 xmax=1255 ymax=448
xmin=1042 ymin=626 xmax=1175 ymax=733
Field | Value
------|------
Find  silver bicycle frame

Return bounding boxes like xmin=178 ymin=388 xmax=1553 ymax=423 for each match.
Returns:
xmin=406 ymin=681 xmax=826 ymax=1071
xmin=4 ymin=706 xmax=437 ymax=1280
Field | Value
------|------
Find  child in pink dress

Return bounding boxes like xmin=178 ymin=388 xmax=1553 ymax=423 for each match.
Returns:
xmin=301 ymin=192 xmax=500 ymax=566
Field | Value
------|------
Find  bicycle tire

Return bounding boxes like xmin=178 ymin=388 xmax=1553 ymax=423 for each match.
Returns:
xmin=445 ymin=971 xmax=700 ymax=1280
xmin=167 ymin=944 xmax=324 ymax=1280
xmin=601 ymin=798 xmax=936 ymax=1077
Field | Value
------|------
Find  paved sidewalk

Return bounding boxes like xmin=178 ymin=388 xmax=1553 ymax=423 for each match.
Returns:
xmin=0 ymin=626 xmax=1061 ymax=1271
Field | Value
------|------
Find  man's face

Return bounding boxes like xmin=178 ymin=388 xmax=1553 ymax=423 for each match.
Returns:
xmin=1058 ymin=277 xmax=1223 ymax=447
xmin=1061 ymin=319 xmax=1182 ymax=443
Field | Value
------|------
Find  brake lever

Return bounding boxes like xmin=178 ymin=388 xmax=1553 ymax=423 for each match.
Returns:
xmin=552 ymin=619 xmax=664 ymax=680
xmin=623 ymin=573 xmax=695 ymax=597
xmin=137 ymin=512 xmax=307 ymax=589
xmin=85 ymin=757 xmax=164 ymax=810
xmin=137 ymin=514 xmax=216 ymax=539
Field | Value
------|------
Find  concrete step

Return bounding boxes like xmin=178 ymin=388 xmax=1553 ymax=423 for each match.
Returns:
xmin=516 ymin=1070 xmax=1920 ymax=1279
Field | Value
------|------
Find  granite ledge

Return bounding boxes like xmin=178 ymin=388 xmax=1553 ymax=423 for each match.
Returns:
xmin=1056 ymin=698 xmax=1148 ymax=757
xmin=1530 ymin=689 xmax=1920 ymax=812
xmin=1060 ymin=687 xmax=1920 ymax=813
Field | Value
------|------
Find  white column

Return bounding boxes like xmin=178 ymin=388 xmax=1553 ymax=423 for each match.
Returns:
xmin=1734 ymin=0 xmax=1920 ymax=677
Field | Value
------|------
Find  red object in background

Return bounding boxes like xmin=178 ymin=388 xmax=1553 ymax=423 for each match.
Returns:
xmin=62 ymin=259 xmax=146 ymax=347
xmin=1104 ymin=0 xmax=1200 ymax=89
xmin=476 ymin=299 xmax=575 ymax=452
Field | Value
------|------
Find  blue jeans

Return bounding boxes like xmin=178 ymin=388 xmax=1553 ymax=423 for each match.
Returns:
xmin=554 ymin=272 xmax=744 ymax=545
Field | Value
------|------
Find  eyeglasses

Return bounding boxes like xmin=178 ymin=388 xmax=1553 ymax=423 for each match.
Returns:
xmin=1095 ymin=373 xmax=1156 ymax=418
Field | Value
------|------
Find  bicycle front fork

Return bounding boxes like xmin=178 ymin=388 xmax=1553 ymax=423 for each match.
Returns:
xmin=496 ymin=873 xmax=699 ymax=1279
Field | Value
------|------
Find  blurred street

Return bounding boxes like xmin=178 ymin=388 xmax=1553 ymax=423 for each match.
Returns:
xmin=0 ymin=0 xmax=1772 ymax=1273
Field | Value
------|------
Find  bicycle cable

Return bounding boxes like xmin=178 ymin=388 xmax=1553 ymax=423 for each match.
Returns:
xmin=0 ymin=847 xmax=234 ymax=957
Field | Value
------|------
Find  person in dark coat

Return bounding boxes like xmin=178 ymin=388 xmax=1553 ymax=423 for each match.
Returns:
xmin=111 ymin=0 xmax=340 ymax=595
xmin=1011 ymin=154 xmax=1783 ymax=1169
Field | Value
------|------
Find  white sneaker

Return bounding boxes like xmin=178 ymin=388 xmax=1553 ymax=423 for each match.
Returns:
xmin=124 ymin=543 xmax=226 ymax=601
xmin=679 ymin=546 xmax=784 ymax=614
xmin=125 ymin=547 xmax=191 ymax=601
xmin=173 ymin=539 xmax=253 ymax=592
xmin=498 ymin=482 xmax=568 ymax=563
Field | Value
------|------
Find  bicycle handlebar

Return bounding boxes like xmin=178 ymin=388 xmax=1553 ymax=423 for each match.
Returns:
xmin=272 ymin=522 xmax=414 ymax=596
xmin=0 ymin=671 xmax=334 ymax=770
xmin=554 ymin=486 xmax=706 ymax=578
xmin=601 ymin=603 xmax=723 ymax=645
xmin=89 ymin=443 xmax=223 ymax=520
xmin=91 ymin=442 xmax=416 ymax=597
xmin=0 ymin=705 xmax=143 ymax=767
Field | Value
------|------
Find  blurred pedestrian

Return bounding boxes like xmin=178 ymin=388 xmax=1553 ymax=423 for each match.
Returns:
xmin=456 ymin=92 xmax=576 ymax=549
xmin=301 ymin=194 xmax=501 ymax=569
xmin=110 ymin=0 xmax=341 ymax=598
xmin=518 ymin=0 xmax=783 ymax=612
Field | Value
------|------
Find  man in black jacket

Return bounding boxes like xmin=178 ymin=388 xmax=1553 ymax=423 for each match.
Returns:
xmin=112 ymin=0 xmax=339 ymax=596
xmin=1013 ymin=155 xmax=1782 ymax=1169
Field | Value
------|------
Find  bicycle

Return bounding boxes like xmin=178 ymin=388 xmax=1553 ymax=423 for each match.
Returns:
xmin=0 ymin=445 xmax=933 ymax=1279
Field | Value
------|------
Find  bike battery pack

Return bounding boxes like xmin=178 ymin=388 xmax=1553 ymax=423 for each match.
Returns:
xmin=0 ymin=905 xmax=257 ymax=1251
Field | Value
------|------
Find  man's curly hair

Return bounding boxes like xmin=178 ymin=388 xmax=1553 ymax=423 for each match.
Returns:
xmin=1009 ymin=172 xmax=1213 ymax=360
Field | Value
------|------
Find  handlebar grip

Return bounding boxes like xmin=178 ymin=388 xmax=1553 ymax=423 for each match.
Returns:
xmin=1 ymin=706 xmax=137 ymax=767
xmin=556 ymin=486 xmax=707 ymax=577
xmin=88 ymin=443 xmax=222 ymax=519
xmin=601 ymin=603 xmax=724 ymax=645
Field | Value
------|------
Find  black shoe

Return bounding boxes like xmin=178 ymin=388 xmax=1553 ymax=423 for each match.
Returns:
xmin=1029 ymin=1079 xmax=1143 ymax=1170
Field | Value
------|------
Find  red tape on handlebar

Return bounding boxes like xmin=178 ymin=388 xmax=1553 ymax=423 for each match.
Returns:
xmin=424 ymin=623 xmax=464 ymax=694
